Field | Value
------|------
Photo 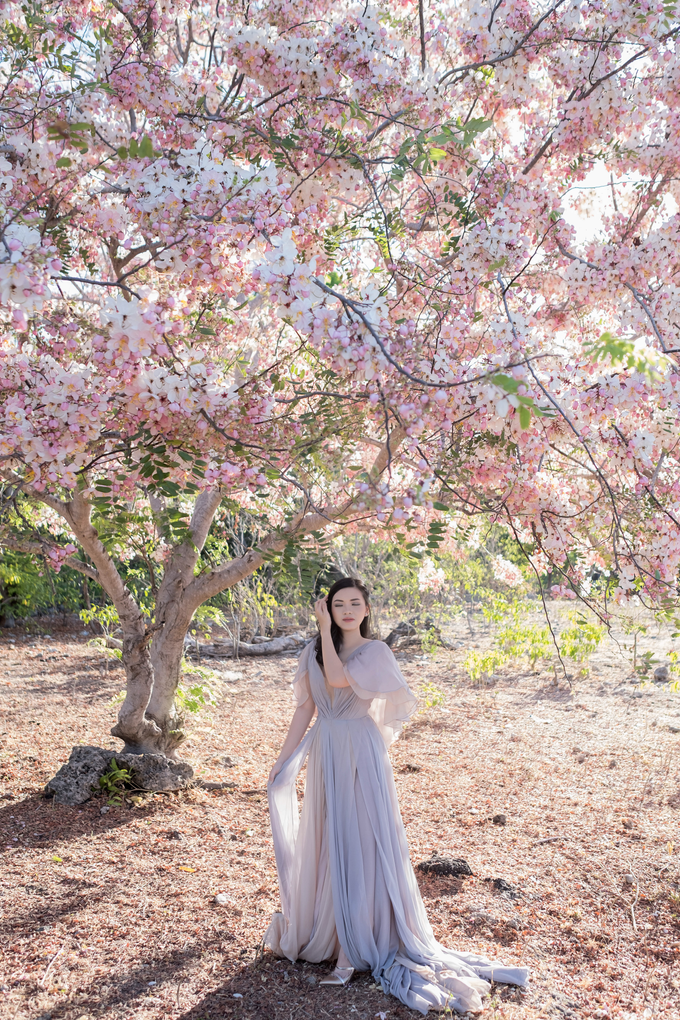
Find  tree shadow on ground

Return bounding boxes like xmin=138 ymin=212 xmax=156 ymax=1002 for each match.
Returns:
xmin=0 ymin=789 xmax=176 ymax=851
xmin=176 ymin=952 xmax=422 ymax=1020
xmin=400 ymin=715 xmax=461 ymax=739
xmin=11 ymin=666 xmax=124 ymax=701
xmin=8 ymin=934 xmax=233 ymax=1019
xmin=2 ymin=872 xmax=111 ymax=942
xmin=526 ymin=684 xmax=574 ymax=704
xmin=175 ymin=952 xmax=531 ymax=1020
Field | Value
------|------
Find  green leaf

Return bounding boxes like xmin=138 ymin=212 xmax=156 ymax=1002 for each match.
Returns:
xmin=117 ymin=145 xmax=128 ymax=159
xmin=491 ymin=373 xmax=520 ymax=394
xmin=432 ymin=501 xmax=449 ymax=511
xmin=518 ymin=405 xmax=531 ymax=430
xmin=56 ymin=156 xmax=72 ymax=168
xmin=128 ymin=138 xmax=138 ymax=157
xmin=139 ymin=135 xmax=153 ymax=158
xmin=584 ymin=331 xmax=668 ymax=379
xmin=460 ymin=117 xmax=494 ymax=146
xmin=426 ymin=519 xmax=447 ymax=549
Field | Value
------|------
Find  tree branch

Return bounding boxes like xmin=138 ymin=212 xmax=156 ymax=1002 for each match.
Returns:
xmin=419 ymin=0 xmax=426 ymax=73
xmin=438 ymin=0 xmax=569 ymax=84
xmin=556 ymin=240 xmax=672 ymax=354
xmin=312 ymin=277 xmax=548 ymax=388
xmin=19 ymin=484 xmax=146 ymax=624
xmin=0 ymin=534 xmax=101 ymax=583
xmin=56 ymin=275 xmax=142 ymax=299
xmin=188 ymin=487 xmax=222 ymax=550
xmin=186 ymin=428 xmax=407 ymax=606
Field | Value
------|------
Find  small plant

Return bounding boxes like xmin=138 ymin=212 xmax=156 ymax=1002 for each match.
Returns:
xmin=175 ymin=681 xmax=216 ymax=715
xmin=174 ymin=659 xmax=220 ymax=714
xmin=464 ymin=647 xmax=508 ymax=682
xmin=96 ymin=758 xmax=133 ymax=805
xmin=464 ymin=615 xmax=552 ymax=682
xmin=80 ymin=603 xmax=120 ymax=636
xmin=667 ymin=652 xmax=680 ymax=692
xmin=497 ymin=621 xmax=552 ymax=667
xmin=479 ymin=590 xmax=521 ymax=625
xmin=559 ymin=612 xmax=605 ymax=668
xmin=89 ymin=636 xmax=122 ymax=662
xmin=182 ymin=659 xmax=221 ymax=684
xmin=635 ymin=649 xmax=660 ymax=676
xmin=419 ymin=680 xmax=446 ymax=710
xmin=81 ymin=604 xmax=122 ymax=663
xmin=188 ymin=604 xmax=228 ymax=656
xmin=420 ymin=626 xmax=441 ymax=655
xmin=620 ymin=617 xmax=649 ymax=674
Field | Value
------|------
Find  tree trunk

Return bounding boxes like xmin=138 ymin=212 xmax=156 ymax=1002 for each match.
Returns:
xmin=144 ymin=608 xmax=196 ymax=755
xmin=23 ymin=487 xmax=170 ymax=756
xmin=109 ymin=499 xmax=339 ymax=754
xmin=109 ymin=628 xmax=164 ymax=754
xmin=129 ymin=488 xmax=222 ymax=754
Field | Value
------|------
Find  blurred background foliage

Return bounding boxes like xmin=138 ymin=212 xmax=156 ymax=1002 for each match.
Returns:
xmin=0 ymin=513 xmax=619 ymax=681
xmin=1 ymin=517 xmax=531 ymax=631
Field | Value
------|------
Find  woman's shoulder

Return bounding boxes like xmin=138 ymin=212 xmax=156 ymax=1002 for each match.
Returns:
xmin=299 ymin=639 xmax=317 ymax=663
xmin=352 ymin=638 xmax=395 ymax=660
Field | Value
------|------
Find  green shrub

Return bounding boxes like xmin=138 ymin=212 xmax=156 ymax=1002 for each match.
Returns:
xmin=559 ymin=612 xmax=605 ymax=665
xmin=463 ymin=647 xmax=509 ymax=682
xmin=419 ymin=680 xmax=446 ymax=709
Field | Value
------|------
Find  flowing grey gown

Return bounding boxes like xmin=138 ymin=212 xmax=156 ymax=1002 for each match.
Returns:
xmin=266 ymin=640 xmax=529 ymax=1014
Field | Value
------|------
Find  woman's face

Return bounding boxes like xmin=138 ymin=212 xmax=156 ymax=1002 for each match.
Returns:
xmin=330 ymin=588 xmax=368 ymax=633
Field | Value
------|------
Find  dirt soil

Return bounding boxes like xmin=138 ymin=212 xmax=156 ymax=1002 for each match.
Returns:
xmin=1 ymin=623 xmax=679 ymax=1020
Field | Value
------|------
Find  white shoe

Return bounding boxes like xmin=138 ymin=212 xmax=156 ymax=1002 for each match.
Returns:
xmin=320 ymin=966 xmax=354 ymax=986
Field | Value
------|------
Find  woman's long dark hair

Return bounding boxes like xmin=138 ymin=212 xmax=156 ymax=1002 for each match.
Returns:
xmin=314 ymin=577 xmax=372 ymax=667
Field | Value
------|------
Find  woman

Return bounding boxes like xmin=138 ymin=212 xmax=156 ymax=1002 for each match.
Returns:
xmin=265 ymin=577 xmax=528 ymax=1014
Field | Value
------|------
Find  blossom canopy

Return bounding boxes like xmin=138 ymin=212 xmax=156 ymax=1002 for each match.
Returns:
xmin=0 ymin=0 xmax=679 ymax=611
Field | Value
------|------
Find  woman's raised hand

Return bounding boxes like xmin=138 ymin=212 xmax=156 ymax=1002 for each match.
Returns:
xmin=314 ymin=596 xmax=332 ymax=633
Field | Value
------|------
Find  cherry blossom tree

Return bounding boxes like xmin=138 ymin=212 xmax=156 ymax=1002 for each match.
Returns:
xmin=1 ymin=0 xmax=680 ymax=755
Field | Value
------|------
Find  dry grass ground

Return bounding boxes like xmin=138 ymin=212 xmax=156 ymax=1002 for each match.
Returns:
xmin=1 ymin=623 xmax=679 ymax=1020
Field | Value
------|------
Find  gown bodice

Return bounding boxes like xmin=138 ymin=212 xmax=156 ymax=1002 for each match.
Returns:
xmin=307 ymin=643 xmax=376 ymax=722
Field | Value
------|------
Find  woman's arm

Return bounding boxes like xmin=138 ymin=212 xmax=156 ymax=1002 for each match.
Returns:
xmin=314 ymin=597 xmax=350 ymax=688
xmin=268 ymin=697 xmax=316 ymax=784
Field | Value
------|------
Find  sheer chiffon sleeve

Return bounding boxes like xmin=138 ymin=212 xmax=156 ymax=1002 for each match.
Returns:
xmin=291 ymin=640 xmax=314 ymax=707
xmin=344 ymin=641 xmax=417 ymax=747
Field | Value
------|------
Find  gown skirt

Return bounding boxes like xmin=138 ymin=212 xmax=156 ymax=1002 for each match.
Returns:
xmin=265 ymin=640 xmax=529 ymax=1014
